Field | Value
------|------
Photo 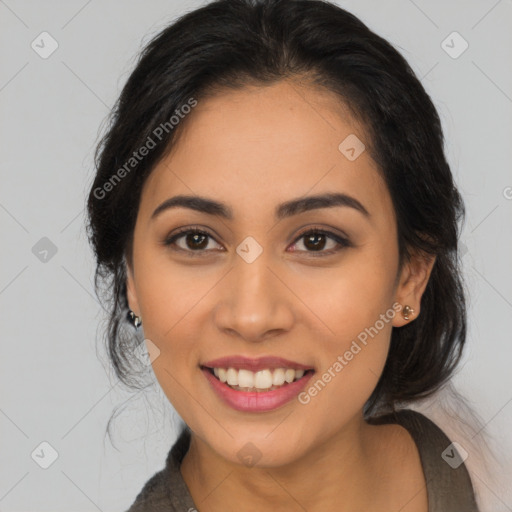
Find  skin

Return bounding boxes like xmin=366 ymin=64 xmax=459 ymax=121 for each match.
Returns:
xmin=126 ymin=79 xmax=436 ymax=512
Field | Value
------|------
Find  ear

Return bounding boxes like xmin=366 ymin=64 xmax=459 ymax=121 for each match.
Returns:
xmin=126 ymin=258 xmax=140 ymax=316
xmin=392 ymin=249 xmax=436 ymax=327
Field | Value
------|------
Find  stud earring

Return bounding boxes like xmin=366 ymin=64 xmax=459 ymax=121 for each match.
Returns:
xmin=401 ymin=305 xmax=415 ymax=321
xmin=128 ymin=309 xmax=142 ymax=329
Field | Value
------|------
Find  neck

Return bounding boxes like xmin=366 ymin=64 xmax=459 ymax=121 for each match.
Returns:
xmin=180 ymin=414 xmax=387 ymax=512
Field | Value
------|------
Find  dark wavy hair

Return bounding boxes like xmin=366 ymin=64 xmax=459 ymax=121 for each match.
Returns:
xmin=86 ymin=0 xmax=467 ymax=418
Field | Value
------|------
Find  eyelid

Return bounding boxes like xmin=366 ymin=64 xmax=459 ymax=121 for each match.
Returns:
xmin=293 ymin=224 xmax=351 ymax=244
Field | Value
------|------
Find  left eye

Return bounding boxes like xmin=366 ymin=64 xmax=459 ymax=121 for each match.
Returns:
xmin=163 ymin=227 xmax=351 ymax=256
xmin=290 ymin=229 xmax=350 ymax=255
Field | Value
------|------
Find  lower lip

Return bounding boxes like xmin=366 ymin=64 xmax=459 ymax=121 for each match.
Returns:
xmin=202 ymin=367 xmax=314 ymax=412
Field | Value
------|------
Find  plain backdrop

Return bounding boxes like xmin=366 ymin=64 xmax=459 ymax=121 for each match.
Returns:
xmin=1 ymin=0 xmax=511 ymax=511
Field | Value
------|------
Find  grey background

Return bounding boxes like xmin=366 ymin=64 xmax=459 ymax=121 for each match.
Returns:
xmin=1 ymin=0 xmax=511 ymax=510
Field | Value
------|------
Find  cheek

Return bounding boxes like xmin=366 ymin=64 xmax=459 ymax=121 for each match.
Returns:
xmin=132 ymin=263 xmax=208 ymax=401
xmin=296 ymin=320 xmax=392 ymax=437
xmin=292 ymin=248 xmax=398 ymax=341
xmin=134 ymin=247 xmax=212 ymax=341
xmin=292 ymin=251 xmax=397 ymax=417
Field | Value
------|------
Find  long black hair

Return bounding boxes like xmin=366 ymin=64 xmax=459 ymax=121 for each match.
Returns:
xmin=86 ymin=0 xmax=467 ymax=418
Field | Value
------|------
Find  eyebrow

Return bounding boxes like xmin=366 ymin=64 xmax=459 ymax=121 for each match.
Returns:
xmin=150 ymin=192 xmax=370 ymax=221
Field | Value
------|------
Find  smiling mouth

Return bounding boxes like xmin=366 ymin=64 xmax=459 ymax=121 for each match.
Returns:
xmin=202 ymin=366 xmax=315 ymax=392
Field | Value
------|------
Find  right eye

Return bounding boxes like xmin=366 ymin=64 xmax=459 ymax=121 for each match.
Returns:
xmin=163 ymin=227 xmax=224 ymax=255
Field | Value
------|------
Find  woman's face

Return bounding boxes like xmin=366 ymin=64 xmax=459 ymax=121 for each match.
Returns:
xmin=126 ymin=79 xmax=432 ymax=467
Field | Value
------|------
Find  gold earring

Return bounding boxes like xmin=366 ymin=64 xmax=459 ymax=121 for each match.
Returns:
xmin=401 ymin=305 xmax=415 ymax=321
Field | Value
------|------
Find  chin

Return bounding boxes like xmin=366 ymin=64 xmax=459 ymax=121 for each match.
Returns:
xmin=209 ymin=427 xmax=311 ymax=469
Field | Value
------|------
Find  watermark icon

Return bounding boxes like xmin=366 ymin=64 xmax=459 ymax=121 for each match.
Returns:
xmin=31 ymin=31 xmax=59 ymax=59
xmin=298 ymin=302 xmax=402 ymax=405
xmin=93 ymin=97 xmax=197 ymax=200
xmin=31 ymin=441 xmax=59 ymax=469
xmin=236 ymin=442 xmax=262 ymax=467
xmin=236 ymin=236 xmax=263 ymax=264
xmin=441 ymin=31 xmax=469 ymax=59
xmin=338 ymin=134 xmax=365 ymax=161
xmin=134 ymin=338 xmax=161 ymax=367
xmin=32 ymin=237 xmax=58 ymax=263
xmin=441 ymin=442 xmax=468 ymax=469
xmin=503 ymin=186 xmax=512 ymax=200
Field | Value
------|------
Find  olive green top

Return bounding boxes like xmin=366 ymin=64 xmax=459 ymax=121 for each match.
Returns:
xmin=126 ymin=409 xmax=479 ymax=511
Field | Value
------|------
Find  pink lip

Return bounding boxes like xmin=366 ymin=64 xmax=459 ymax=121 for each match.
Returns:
xmin=201 ymin=367 xmax=314 ymax=413
xmin=202 ymin=356 xmax=313 ymax=372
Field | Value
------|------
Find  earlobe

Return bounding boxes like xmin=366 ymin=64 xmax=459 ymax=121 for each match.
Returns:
xmin=125 ymin=260 xmax=140 ymax=315
xmin=392 ymin=251 xmax=436 ymax=327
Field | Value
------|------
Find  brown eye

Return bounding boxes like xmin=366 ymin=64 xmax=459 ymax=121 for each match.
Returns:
xmin=163 ymin=226 xmax=351 ymax=257
xmin=164 ymin=228 xmax=222 ymax=254
xmin=290 ymin=228 xmax=351 ymax=256
xmin=183 ymin=232 xmax=209 ymax=250
xmin=303 ymin=232 xmax=328 ymax=251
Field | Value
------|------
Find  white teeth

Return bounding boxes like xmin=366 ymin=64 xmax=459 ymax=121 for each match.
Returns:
xmin=284 ymin=369 xmax=295 ymax=383
xmin=254 ymin=370 xmax=273 ymax=389
xmin=226 ymin=368 xmax=238 ymax=386
xmin=272 ymin=368 xmax=285 ymax=386
xmin=210 ymin=367 xmax=308 ymax=390
xmin=238 ymin=369 xmax=254 ymax=388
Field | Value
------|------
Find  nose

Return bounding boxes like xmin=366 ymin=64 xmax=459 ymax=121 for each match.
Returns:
xmin=213 ymin=251 xmax=295 ymax=343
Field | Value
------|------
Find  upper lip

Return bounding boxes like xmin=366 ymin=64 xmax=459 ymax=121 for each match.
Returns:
xmin=202 ymin=356 xmax=314 ymax=372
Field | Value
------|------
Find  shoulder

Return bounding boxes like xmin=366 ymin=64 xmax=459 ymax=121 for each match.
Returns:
xmin=125 ymin=466 xmax=171 ymax=512
xmin=125 ymin=428 xmax=195 ymax=512
xmin=368 ymin=408 xmax=480 ymax=512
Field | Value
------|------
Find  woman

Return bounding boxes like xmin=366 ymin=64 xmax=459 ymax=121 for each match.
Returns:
xmin=86 ymin=0 xmax=484 ymax=510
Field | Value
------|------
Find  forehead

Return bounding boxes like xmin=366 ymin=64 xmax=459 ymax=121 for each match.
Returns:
xmin=139 ymin=80 xmax=391 ymax=222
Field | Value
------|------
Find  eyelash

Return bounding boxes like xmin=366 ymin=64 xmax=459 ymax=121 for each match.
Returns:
xmin=162 ymin=225 xmax=352 ymax=257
